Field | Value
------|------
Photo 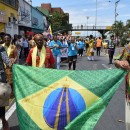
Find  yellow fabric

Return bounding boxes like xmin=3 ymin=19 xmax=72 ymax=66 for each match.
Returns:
xmin=19 ymin=76 xmax=99 ymax=129
xmin=0 ymin=23 xmax=5 ymax=32
xmin=86 ymin=39 xmax=94 ymax=56
xmin=2 ymin=43 xmax=13 ymax=57
xmin=2 ymin=43 xmax=15 ymax=84
xmin=32 ymin=46 xmax=46 ymax=68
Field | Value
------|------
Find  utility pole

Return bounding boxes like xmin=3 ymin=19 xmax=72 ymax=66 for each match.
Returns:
xmin=115 ymin=0 xmax=120 ymax=23
xmin=86 ymin=16 xmax=89 ymax=36
xmin=95 ymin=0 xmax=97 ymax=38
xmin=115 ymin=0 xmax=120 ymax=39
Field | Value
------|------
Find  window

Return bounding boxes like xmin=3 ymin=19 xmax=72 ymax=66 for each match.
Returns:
xmin=1 ymin=0 xmax=18 ymax=8
xmin=10 ymin=0 xmax=16 ymax=7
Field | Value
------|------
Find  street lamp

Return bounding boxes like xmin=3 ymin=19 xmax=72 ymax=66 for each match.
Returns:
xmin=114 ymin=0 xmax=120 ymax=38
xmin=95 ymin=0 xmax=97 ymax=38
xmin=86 ymin=16 xmax=89 ymax=36
xmin=115 ymin=0 xmax=120 ymax=23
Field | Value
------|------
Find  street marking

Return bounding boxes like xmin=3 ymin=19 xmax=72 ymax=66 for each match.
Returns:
xmin=0 ymin=103 xmax=16 ymax=129
xmin=126 ymin=100 xmax=130 ymax=130
xmin=102 ymin=64 xmax=112 ymax=69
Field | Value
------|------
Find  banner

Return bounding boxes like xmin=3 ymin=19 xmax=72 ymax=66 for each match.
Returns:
xmin=47 ymin=25 xmax=52 ymax=37
xmin=13 ymin=65 xmax=125 ymax=130
xmin=61 ymin=47 xmax=68 ymax=58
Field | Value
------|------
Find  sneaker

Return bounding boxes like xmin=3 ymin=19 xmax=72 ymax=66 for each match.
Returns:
xmin=92 ymin=57 xmax=94 ymax=61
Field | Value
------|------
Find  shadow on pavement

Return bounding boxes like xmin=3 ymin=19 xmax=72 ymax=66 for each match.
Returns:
xmin=10 ymin=126 xmax=20 ymax=130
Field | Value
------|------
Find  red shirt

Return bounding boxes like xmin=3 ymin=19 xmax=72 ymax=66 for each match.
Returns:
xmin=26 ymin=47 xmax=55 ymax=68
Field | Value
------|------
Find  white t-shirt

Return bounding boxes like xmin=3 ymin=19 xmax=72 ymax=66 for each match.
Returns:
xmin=23 ymin=40 xmax=28 ymax=48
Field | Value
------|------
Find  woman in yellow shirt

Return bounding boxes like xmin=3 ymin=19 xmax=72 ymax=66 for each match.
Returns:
xmin=86 ymin=35 xmax=95 ymax=61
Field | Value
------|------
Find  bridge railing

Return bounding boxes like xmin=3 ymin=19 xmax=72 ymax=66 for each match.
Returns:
xmin=72 ymin=26 xmax=111 ymax=30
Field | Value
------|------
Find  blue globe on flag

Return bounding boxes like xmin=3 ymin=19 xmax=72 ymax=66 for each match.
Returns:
xmin=43 ymin=87 xmax=86 ymax=130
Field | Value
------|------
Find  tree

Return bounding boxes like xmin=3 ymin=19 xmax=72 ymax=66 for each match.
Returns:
xmin=48 ymin=12 xmax=71 ymax=34
xmin=126 ymin=20 xmax=130 ymax=39
xmin=109 ymin=21 xmax=127 ymax=46
xmin=48 ymin=12 xmax=62 ymax=32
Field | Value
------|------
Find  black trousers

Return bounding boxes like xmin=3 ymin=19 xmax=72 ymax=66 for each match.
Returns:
xmin=108 ymin=50 xmax=114 ymax=64
xmin=19 ymin=47 xmax=23 ymax=59
xmin=0 ymin=107 xmax=5 ymax=118
xmin=78 ymin=49 xmax=84 ymax=56
xmin=24 ymin=47 xmax=29 ymax=58
xmin=68 ymin=55 xmax=77 ymax=70
xmin=96 ymin=47 xmax=101 ymax=56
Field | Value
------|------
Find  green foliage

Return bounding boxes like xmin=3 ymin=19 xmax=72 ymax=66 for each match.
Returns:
xmin=48 ymin=12 xmax=70 ymax=34
xmin=109 ymin=20 xmax=130 ymax=46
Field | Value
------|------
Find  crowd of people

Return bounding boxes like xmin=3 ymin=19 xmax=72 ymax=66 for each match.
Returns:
xmin=0 ymin=31 xmax=129 ymax=130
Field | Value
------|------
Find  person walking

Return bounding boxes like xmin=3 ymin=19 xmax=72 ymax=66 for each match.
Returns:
xmin=77 ymin=39 xmax=85 ymax=56
xmin=49 ymin=35 xmax=62 ymax=69
xmin=15 ymin=35 xmax=23 ymax=63
xmin=108 ymin=35 xmax=116 ymax=64
xmin=96 ymin=37 xmax=102 ymax=56
xmin=86 ymin=35 xmax=95 ymax=61
xmin=68 ymin=37 xmax=78 ymax=70
xmin=22 ymin=36 xmax=29 ymax=59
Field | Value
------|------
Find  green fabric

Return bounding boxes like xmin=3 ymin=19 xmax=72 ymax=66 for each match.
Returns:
xmin=13 ymin=64 xmax=126 ymax=130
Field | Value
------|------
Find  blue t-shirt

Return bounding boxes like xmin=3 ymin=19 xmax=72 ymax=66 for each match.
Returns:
xmin=61 ymin=42 xmax=68 ymax=48
xmin=77 ymin=41 xmax=85 ymax=49
xmin=68 ymin=43 xmax=78 ymax=56
xmin=49 ymin=40 xmax=62 ymax=56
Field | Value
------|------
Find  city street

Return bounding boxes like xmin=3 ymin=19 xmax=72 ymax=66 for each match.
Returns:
xmin=0 ymin=47 xmax=126 ymax=130
xmin=0 ymin=0 xmax=130 ymax=129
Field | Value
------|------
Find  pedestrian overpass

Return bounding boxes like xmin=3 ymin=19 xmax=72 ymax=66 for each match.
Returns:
xmin=71 ymin=25 xmax=112 ymax=37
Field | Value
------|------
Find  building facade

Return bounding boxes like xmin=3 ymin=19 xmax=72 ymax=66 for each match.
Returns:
xmin=18 ymin=0 xmax=32 ymax=37
xmin=0 ymin=0 xmax=18 ymax=36
xmin=0 ymin=0 xmax=50 ymax=37
xmin=41 ymin=3 xmax=64 ymax=14
xmin=0 ymin=6 xmax=6 ymax=32
xmin=31 ymin=7 xmax=45 ymax=33
xmin=40 ymin=3 xmax=71 ymax=34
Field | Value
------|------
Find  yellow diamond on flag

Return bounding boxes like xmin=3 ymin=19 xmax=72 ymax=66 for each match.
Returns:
xmin=19 ymin=76 xmax=99 ymax=130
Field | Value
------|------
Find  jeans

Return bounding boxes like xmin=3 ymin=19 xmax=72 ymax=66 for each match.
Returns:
xmin=54 ymin=55 xmax=61 ymax=69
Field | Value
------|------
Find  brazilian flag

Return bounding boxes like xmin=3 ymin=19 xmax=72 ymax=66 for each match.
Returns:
xmin=13 ymin=64 xmax=125 ymax=130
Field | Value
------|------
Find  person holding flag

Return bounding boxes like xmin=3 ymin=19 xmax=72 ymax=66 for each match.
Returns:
xmin=26 ymin=33 xmax=55 ymax=68
xmin=114 ymin=42 xmax=130 ymax=130
xmin=114 ymin=43 xmax=130 ymax=102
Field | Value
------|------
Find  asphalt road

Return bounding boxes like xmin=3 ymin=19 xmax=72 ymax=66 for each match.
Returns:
xmin=0 ymin=48 xmax=126 ymax=130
